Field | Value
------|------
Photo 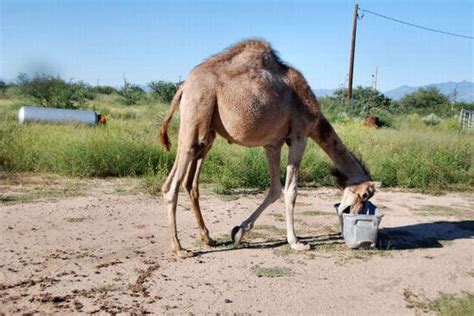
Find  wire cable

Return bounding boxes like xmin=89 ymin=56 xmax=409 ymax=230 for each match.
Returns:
xmin=360 ymin=8 xmax=473 ymax=40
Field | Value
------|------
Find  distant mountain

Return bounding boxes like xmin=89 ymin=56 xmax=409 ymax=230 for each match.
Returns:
xmin=384 ymin=81 xmax=474 ymax=102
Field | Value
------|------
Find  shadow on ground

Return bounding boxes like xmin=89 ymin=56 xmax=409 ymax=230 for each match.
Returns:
xmin=378 ymin=220 xmax=474 ymax=250
xmin=196 ymin=221 xmax=474 ymax=255
xmin=195 ymin=233 xmax=343 ymax=256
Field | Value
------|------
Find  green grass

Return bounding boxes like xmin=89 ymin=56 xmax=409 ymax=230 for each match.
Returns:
xmin=0 ymin=96 xmax=472 ymax=193
xmin=435 ymin=293 xmax=474 ymax=315
xmin=0 ymin=174 xmax=88 ymax=205
xmin=404 ymin=289 xmax=474 ymax=315
xmin=300 ymin=210 xmax=329 ymax=216
xmin=251 ymin=265 xmax=294 ymax=278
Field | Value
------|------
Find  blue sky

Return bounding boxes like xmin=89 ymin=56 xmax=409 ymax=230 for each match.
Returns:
xmin=1 ymin=0 xmax=473 ymax=91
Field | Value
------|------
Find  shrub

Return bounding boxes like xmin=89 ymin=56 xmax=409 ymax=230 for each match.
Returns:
xmin=149 ymin=81 xmax=179 ymax=103
xmin=119 ymin=78 xmax=144 ymax=105
xmin=92 ymin=85 xmax=117 ymax=95
xmin=16 ymin=73 xmax=93 ymax=108
xmin=0 ymin=80 xmax=7 ymax=95
xmin=320 ymin=87 xmax=393 ymax=122
xmin=422 ymin=113 xmax=442 ymax=126
xmin=456 ymin=101 xmax=474 ymax=111
xmin=397 ymin=87 xmax=451 ymax=117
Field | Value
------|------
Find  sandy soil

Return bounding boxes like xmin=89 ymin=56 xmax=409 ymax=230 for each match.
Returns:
xmin=1 ymin=177 xmax=473 ymax=315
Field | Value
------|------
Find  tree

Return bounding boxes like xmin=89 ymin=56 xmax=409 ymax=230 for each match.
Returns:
xmin=17 ymin=73 xmax=92 ymax=108
xmin=329 ymin=86 xmax=392 ymax=116
xmin=92 ymin=85 xmax=117 ymax=95
xmin=119 ymin=78 xmax=144 ymax=105
xmin=149 ymin=81 xmax=178 ymax=103
xmin=397 ymin=87 xmax=451 ymax=116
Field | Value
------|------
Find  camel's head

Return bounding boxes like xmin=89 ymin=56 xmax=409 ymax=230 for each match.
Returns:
xmin=337 ymin=181 xmax=376 ymax=215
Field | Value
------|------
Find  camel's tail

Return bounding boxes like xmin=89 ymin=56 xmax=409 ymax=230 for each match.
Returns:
xmin=159 ymin=86 xmax=183 ymax=151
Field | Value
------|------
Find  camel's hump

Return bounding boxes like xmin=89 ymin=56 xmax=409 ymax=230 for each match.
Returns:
xmin=203 ymin=39 xmax=281 ymax=67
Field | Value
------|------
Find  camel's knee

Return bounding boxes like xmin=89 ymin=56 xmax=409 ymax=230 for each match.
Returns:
xmin=162 ymin=180 xmax=179 ymax=205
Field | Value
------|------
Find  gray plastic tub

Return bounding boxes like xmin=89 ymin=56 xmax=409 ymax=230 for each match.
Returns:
xmin=334 ymin=202 xmax=383 ymax=249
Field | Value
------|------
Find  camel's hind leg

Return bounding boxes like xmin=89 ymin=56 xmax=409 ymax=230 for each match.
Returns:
xmin=231 ymin=143 xmax=283 ymax=246
xmin=162 ymin=91 xmax=216 ymax=257
xmin=162 ymin=146 xmax=195 ymax=258
xmin=182 ymin=131 xmax=216 ymax=246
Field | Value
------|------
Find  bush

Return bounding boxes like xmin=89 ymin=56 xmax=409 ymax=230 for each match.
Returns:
xmin=92 ymin=85 xmax=117 ymax=95
xmin=397 ymin=87 xmax=452 ymax=117
xmin=0 ymin=80 xmax=7 ymax=96
xmin=456 ymin=101 xmax=474 ymax=111
xmin=119 ymin=79 xmax=144 ymax=105
xmin=149 ymin=81 xmax=179 ymax=103
xmin=422 ymin=113 xmax=441 ymax=126
xmin=16 ymin=73 xmax=93 ymax=108
xmin=320 ymin=87 xmax=393 ymax=122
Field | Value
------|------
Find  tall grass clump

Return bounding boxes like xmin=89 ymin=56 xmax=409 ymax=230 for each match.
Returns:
xmin=1 ymin=118 xmax=471 ymax=193
xmin=0 ymin=119 xmax=175 ymax=180
xmin=335 ymin=122 xmax=472 ymax=191
xmin=202 ymin=142 xmax=270 ymax=194
xmin=1 ymin=89 xmax=472 ymax=194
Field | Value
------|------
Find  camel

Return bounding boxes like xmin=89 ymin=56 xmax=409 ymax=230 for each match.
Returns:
xmin=160 ymin=39 xmax=375 ymax=257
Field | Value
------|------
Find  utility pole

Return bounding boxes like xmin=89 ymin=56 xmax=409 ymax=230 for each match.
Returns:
xmin=347 ymin=3 xmax=359 ymax=101
xmin=372 ymin=66 xmax=378 ymax=90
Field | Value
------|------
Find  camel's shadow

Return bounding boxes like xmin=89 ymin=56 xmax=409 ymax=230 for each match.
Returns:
xmin=196 ymin=220 xmax=474 ymax=256
xmin=377 ymin=220 xmax=474 ymax=250
xmin=195 ymin=233 xmax=344 ymax=256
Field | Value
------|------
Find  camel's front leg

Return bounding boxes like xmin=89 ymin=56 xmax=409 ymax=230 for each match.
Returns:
xmin=231 ymin=143 xmax=283 ymax=246
xmin=284 ymin=138 xmax=310 ymax=251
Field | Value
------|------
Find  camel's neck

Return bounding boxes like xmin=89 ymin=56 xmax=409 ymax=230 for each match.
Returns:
xmin=309 ymin=115 xmax=370 ymax=186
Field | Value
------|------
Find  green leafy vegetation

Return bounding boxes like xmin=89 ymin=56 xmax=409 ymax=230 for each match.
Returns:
xmin=16 ymin=73 xmax=94 ymax=109
xmin=404 ymin=289 xmax=474 ymax=315
xmin=149 ymin=80 xmax=179 ymax=103
xmin=118 ymin=78 xmax=145 ymax=105
xmin=251 ymin=265 xmax=294 ymax=278
xmin=0 ymin=75 xmax=472 ymax=194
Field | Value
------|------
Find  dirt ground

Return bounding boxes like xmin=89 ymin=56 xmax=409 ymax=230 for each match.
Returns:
xmin=1 ymin=176 xmax=473 ymax=314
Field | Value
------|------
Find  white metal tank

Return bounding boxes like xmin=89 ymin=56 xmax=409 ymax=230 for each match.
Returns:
xmin=18 ymin=106 xmax=102 ymax=125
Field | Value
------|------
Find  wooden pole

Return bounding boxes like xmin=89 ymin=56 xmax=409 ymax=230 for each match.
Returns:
xmin=347 ymin=3 xmax=359 ymax=101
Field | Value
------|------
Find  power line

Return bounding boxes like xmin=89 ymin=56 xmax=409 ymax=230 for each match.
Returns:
xmin=359 ymin=8 xmax=474 ymax=40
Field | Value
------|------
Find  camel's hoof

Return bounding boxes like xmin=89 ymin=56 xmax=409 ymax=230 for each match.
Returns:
xmin=205 ymin=238 xmax=217 ymax=247
xmin=175 ymin=249 xmax=195 ymax=258
xmin=231 ymin=226 xmax=244 ymax=246
xmin=290 ymin=242 xmax=310 ymax=251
